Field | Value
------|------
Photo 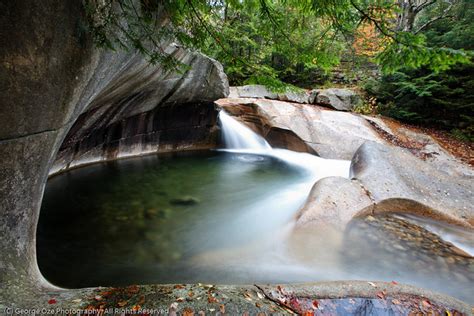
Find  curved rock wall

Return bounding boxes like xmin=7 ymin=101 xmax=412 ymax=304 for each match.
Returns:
xmin=50 ymin=48 xmax=227 ymax=174
xmin=0 ymin=0 xmax=228 ymax=299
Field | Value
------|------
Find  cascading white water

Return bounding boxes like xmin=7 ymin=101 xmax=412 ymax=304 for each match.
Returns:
xmin=219 ymin=111 xmax=272 ymax=150
xmin=218 ymin=110 xmax=350 ymax=180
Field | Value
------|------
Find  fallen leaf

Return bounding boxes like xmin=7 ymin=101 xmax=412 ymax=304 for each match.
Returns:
xmin=255 ymin=302 xmax=262 ymax=308
xmin=128 ymin=285 xmax=140 ymax=294
xmin=257 ymin=292 xmax=264 ymax=299
xmin=208 ymin=295 xmax=218 ymax=303
xmin=421 ymin=299 xmax=431 ymax=309
xmin=117 ymin=300 xmax=128 ymax=307
xmin=138 ymin=295 xmax=145 ymax=305
xmin=392 ymin=299 xmax=401 ymax=305
xmin=302 ymin=311 xmax=315 ymax=316
xmin=132 ymin=305 xmax=141 ymax=311
xmin=391 ymin=281 xmax=399 ymax=285
xmin=219 ymin=304 xmax=225 ymax=314
xmin=376 ymin=291 xmax=385 ymax=299
xmin=177 ymin=297 xmax=185 ymax=302
xmin=71 ymin=299 xmax=82 ymax=303
xmin=48 ymin=299 xmax=57 ymax=305
xmin=174 ymin=284 xmax=186 ymax=289
xmin=312 ymin=300 xmax=319 ymax=309
xmin=188 ymin=291 xmax=194 ymax=297
xmin=243 ymin=292 xmax=253 ymax=301
xmin=368 ymin=282 xmax=377 ymax=287
xmin=289 ymin=297 xmax=301 ymax=310
xmin=94 ymin=295 xmax=102 ymax=301
xmin=183 ymin=308 xmax=194 ymax=316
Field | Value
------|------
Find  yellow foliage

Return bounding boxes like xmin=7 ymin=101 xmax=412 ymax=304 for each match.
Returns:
xmin=353 ymin=22 xmax=390 ymax=57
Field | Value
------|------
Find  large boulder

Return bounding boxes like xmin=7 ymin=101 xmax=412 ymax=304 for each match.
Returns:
xmin=295 ymin=177 xmax=373 ymax=228
xmin=229 ymin=85 xmax=311 ymax=104
xmin=351 ymin=141 xmax=474 ymax=227
xmin=229 ymin=85 xmax=278 ymax=99
xmin=311 ymin=88 xmax=362 ymax=111
xmin=295 ymin=141 xmax=473 ymax=230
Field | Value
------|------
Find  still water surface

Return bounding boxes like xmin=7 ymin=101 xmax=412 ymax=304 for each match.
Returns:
xmin=37 ymin=151 xmax=473 ymax=303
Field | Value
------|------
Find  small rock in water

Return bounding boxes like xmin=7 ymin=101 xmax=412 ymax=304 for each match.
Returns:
xmin=170 ymin=196 xmax=200 ymax=206
xmin=144 ymin=208 xmax=159 ymax=219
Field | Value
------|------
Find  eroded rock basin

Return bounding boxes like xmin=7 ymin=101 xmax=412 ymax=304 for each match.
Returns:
xmin=37 ymin=151 xmax=473 ymax=305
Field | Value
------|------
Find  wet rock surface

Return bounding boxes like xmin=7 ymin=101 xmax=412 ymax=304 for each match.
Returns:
xmin=351 ymin=141 xmax=473 ymax=227
xmin=1 ymin=282 xmax=471 ymax=315
xmin=343 ymin=214 xmax=474 ymax=303
xmin=295 ymin=177 xmax=373 ymax=228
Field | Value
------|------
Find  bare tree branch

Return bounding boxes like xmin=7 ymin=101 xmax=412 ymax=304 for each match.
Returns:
xmin=414 ymin=0 xmax=437 ymax=13
xmin=415 ymin=0 xmax=455 ymax=33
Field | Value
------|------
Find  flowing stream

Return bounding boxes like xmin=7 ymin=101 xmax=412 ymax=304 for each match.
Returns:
xmin=37 ymin=110 xmax=473 ymax=303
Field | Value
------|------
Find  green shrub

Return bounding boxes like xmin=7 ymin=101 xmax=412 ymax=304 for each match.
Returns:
xmin=370 ymin=62 xmax=474 ymax=141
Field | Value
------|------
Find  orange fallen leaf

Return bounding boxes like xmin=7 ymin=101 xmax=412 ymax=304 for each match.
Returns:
xmin=376 ymin=291 xmax=386 ymax=299
xmin=208 ymin=295 xmax=218 ymax=303
xmin=392 ymin=299 xmax=401 ymax=305
xmin=302 ymin=311 xmax=315 ymax=316
xmin=128 ymin=285 xmax=140 ymax=294
xmin=174 ymin=284 xmax=186 ymax=289
xmin=132 ymin=305 xmax=141 ymax=311
xmin=117 ymin=300 xmax=128 ymax=307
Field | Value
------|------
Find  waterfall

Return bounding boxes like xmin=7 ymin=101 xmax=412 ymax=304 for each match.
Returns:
xmin=218 ymin=110 xmax=350 ymax=180
xmin=219 ymin=111 xmax=271 ymax=150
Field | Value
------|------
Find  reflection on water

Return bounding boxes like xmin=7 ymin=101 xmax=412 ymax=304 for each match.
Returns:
xmin=37 ymin=151 xmax=473 ymax=304
xmin=38 ymin=151 xmax=305 ymax=287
